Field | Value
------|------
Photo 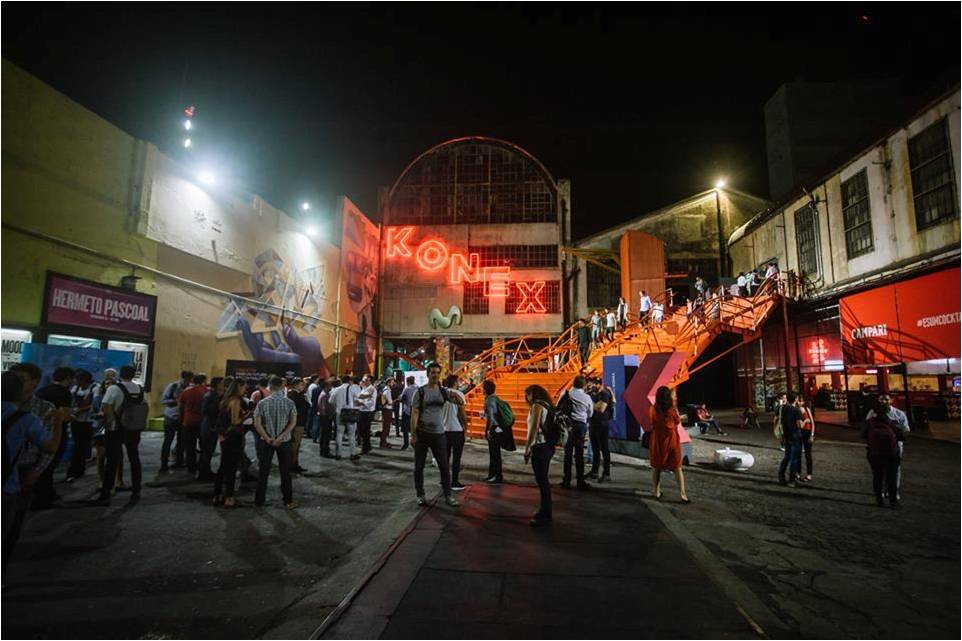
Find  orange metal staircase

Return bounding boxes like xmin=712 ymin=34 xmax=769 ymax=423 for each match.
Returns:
xmin=455 ymin=274 xmax=794 ymax=441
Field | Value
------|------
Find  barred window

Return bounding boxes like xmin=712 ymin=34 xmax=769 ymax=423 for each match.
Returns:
xmin=586 ymin=262 xmax=621 ymax=309
xmin=468 ymin=245 xmax=559 ymax=268
xmin=462 ymin=282 xmax=489 ymax=315
xmin=909 ymin=118 xmax=958 ymax=230
xmin=504 ymin=280 xmax=562 ymax=314
xmin=841 ymin=170 xmax=874 ymax=258
xmin=386 ymin=140 xmax=558 ymax=225
xmin=794 ymin=205 xmax=820 ymax=278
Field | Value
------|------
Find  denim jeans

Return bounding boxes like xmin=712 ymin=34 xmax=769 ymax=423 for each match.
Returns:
xmin=446 ymin=430 xmax=465 ymax=485
xmin=531 ymin=443 xmax=555 ymax=519
xmin=255 ymin=439 xmax=293 ymax=505
xmin=161 ymin=416 xmax=183 ymax=469
xmin=778 ymin=439 xmax=802 ymax=482
xmin=589 ymin=420 xmax=611 ymax=477
xmin=563 ymin=421 xmax=588 ymax=484
xmin=414 ymin=430 xmax=451 ymax=497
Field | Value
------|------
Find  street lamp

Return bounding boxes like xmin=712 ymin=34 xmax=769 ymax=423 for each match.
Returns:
xmin=306 ymin=225 xmax=319 ymax=237
xmin=714 ymin=179 xmax=727 ymax=279
xmin=300 ymin=201 xmax=311 ymax=212
xmin=198 ymin=170 xmax=215 ymax=185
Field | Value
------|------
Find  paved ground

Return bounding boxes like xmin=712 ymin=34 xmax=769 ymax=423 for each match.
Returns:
xmin=4 ymin=415 xmax=959 ymax=639
xmin=324 ymin=482 xmax=754 ymax=639
xmin=2 ymin=427 xmax=423 ymax=640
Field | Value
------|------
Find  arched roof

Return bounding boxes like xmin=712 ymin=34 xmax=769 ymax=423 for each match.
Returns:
xmin=385 ymin=136 xmax=559 ymax=226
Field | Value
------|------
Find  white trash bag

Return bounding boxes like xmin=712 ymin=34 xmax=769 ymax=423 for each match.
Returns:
xmin=713 ymin=447 xmax=755 ymax=471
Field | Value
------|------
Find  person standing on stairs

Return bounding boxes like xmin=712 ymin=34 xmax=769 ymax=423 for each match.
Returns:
xmin=616 ymin=297 xmax=630 ymax=332
xmin=577 ymin=319 xmax=591 ymax=365
xmin=590 ymin=310 xmax=603 ymax=349
xmin=638 ymin=291 xmax=653 ymax=324
xmin=560 ymin=376 xmax=593 ymax=491
xmin=604 ymin=308 xmax=616 ymax=342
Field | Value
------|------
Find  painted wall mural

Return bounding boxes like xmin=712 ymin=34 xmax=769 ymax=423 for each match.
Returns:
xmin=339 ymin=197 xmax=380 ymax=375
xmin=216 ymin=247 xmax=334 ymax=378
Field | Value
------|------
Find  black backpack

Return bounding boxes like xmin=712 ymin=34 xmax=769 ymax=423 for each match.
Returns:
xmin=3 ymin=410 xmax=29 ymax=487
xmin=535 ymin=399 xmax=571 ymax=447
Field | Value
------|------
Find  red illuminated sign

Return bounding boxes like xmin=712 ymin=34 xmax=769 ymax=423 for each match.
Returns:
xmin=515 ymin=281 xmax=546 ymax=313
xmin=386 ymin=226 xmax=413 ymax=258
xmin=385 ymin=226 xmax=536 ymax=301
xmin=807 ymin=338 xmax=829 ymax=364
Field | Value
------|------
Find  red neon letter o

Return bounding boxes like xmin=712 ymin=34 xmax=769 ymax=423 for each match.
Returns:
xmin=416 ymin=239 xmax=448 ymax=271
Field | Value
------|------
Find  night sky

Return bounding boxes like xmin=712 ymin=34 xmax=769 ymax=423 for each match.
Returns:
xmin=3 ymin=4 xmax=959 ymax=238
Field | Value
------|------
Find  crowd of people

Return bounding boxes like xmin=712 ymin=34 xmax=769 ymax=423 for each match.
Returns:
xmin=2 ymin=278 xmax=910 ymax=573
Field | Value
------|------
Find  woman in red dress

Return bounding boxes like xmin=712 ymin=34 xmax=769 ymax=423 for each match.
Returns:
xmin=647 ymin=386 xmax=690 ymax=503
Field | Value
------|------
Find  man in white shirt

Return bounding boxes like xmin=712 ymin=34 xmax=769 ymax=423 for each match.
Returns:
xmin=378 ymin=380 xmax=395 ymax=449
xmin=356 ymin=375 xmax=377 ymax=454
xmin=638 ymin=291 xmax=653 ymax=323
xmin=329 ymin=374 xmax=362 ymax=460
xmin=560 ymin=376 xmax=594 ymax=490
xmin=441 ymin=375 xmax=467 ymax=491
xmin=765 ymin=262 xmax=778 ymax=280
xmin=604 ymin=308 xmax=616 ymax=342
xmin=736 ymin=272 xmax=747 ymax=296
xmin=399 ymin=376 xmax=418 ymax=450
xmin=96 ymin=365 xmax=145 ymax=503
xmin=865 ymin=394 xmax=910 ymax=499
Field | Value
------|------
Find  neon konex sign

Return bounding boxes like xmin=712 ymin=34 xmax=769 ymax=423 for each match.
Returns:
xmin=385 ymin=226 xmax=547 ymax=314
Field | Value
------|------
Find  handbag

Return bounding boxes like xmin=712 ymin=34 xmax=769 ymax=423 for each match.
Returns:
xmin=339 ymin=385 xmax=360 ymax=424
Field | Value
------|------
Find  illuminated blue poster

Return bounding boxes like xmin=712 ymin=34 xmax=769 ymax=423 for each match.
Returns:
xmin=21 ymin=343 xmax=134 ymax=387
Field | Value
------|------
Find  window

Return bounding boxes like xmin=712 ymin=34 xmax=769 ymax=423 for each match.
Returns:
xmin=841 ymin=170 xmax=874 ymax=258
xmin=47 ymin=334 xmax=101 ymax=348
xmin=909 ymin=118 xmax=958 ymax=230
xmin=794 ymin=205 xmax=820 ymax=278
xmin=2 ymin=328 xmax=33 ymax=372
xmin=586 ymin=262 xmax=621 ymax=309
xmin=469 ymin=245 xmax=559 ymax=269
xmin=504 ymin=280 xmax=562 ymax=314
xmin=462 ymin=282 xmax=489 ymax=314
xmin=107 ymin=341 xmax=150 ymax=386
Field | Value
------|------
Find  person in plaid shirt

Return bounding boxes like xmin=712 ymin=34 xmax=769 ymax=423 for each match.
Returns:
xmin=253 ymin=376 xmax=298 ymax=509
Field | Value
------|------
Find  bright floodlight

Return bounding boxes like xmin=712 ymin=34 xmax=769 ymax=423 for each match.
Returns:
xmin=184 ymin=119 xmax=192 ymax=131
xmin=301 ymin=201 xmax=311 ymax=211
xmin=198 ymin=171 xmax=215 ymax=185
xmin=306 ymin=225 xmax=319 ymax=237
xmin=715 ymin=179 xmax=727 ymax=189
xmin=183 ymin=137 xmax=192 ymax=148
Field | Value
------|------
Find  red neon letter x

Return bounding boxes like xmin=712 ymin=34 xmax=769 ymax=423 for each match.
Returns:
xmin=386 ymin=226 xmax=414 ymax=258
xmin=515 ymin=281 xmax=547 ymax=313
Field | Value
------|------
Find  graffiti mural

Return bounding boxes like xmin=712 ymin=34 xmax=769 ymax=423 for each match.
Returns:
xmin=339 ymin=197 xmax=380 ymax=375
xmin=216 ymin=247 xmax=334 ymax=378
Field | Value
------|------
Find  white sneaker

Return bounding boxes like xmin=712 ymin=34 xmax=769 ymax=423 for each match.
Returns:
xmin=417 ymin=495 xmax=428 ymax=506
xmin=445 ymin=495 xmax=460 ymax=507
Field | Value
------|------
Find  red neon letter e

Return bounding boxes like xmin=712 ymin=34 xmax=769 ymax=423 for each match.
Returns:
xmin=515 ymin=281 xmax=547 ymax=313
xmin=483 ymin=266 xmax=511 ymax=297
xmin=416 ymin=239 xmax=449 ymax=271
xmin=386 ymin=226 xmax=414 ymax=258
xmin=449 ymin=252 xmax=480 ymax=284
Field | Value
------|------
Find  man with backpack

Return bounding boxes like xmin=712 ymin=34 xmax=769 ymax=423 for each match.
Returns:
xmin=160 ymin=370 xmax=191 ymax=472
xmin=96 ymin=366 xmax=147 ymax=504
xmin=559 ymin=376 xmax=593 ymax=490
xmin=482 ymin=379 xmax=515 ymax=485
xmin=3 ymin=370 xmax=61 ymax=572
xmin=586 ymin=379 xmax=612 ymax=483
xmin=865 ymin=394 xmax=909 ymax=501
xmin=410 ymin=364 xmax=462 ymax=507
xmin=861 ymin=412 xmax=900 ymax=508
xmin=777 ymin=392 xmax=804 ymax=488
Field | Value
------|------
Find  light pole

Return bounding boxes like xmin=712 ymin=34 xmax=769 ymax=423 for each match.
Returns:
xmin=714 ymin=179 xmax=727 ymax=281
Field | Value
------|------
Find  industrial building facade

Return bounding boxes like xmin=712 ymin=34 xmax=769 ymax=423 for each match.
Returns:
xmin=728 ymin=87 xmax=961 ymax=429
xmin=378 ymin=137 xmax=570 ymax=370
